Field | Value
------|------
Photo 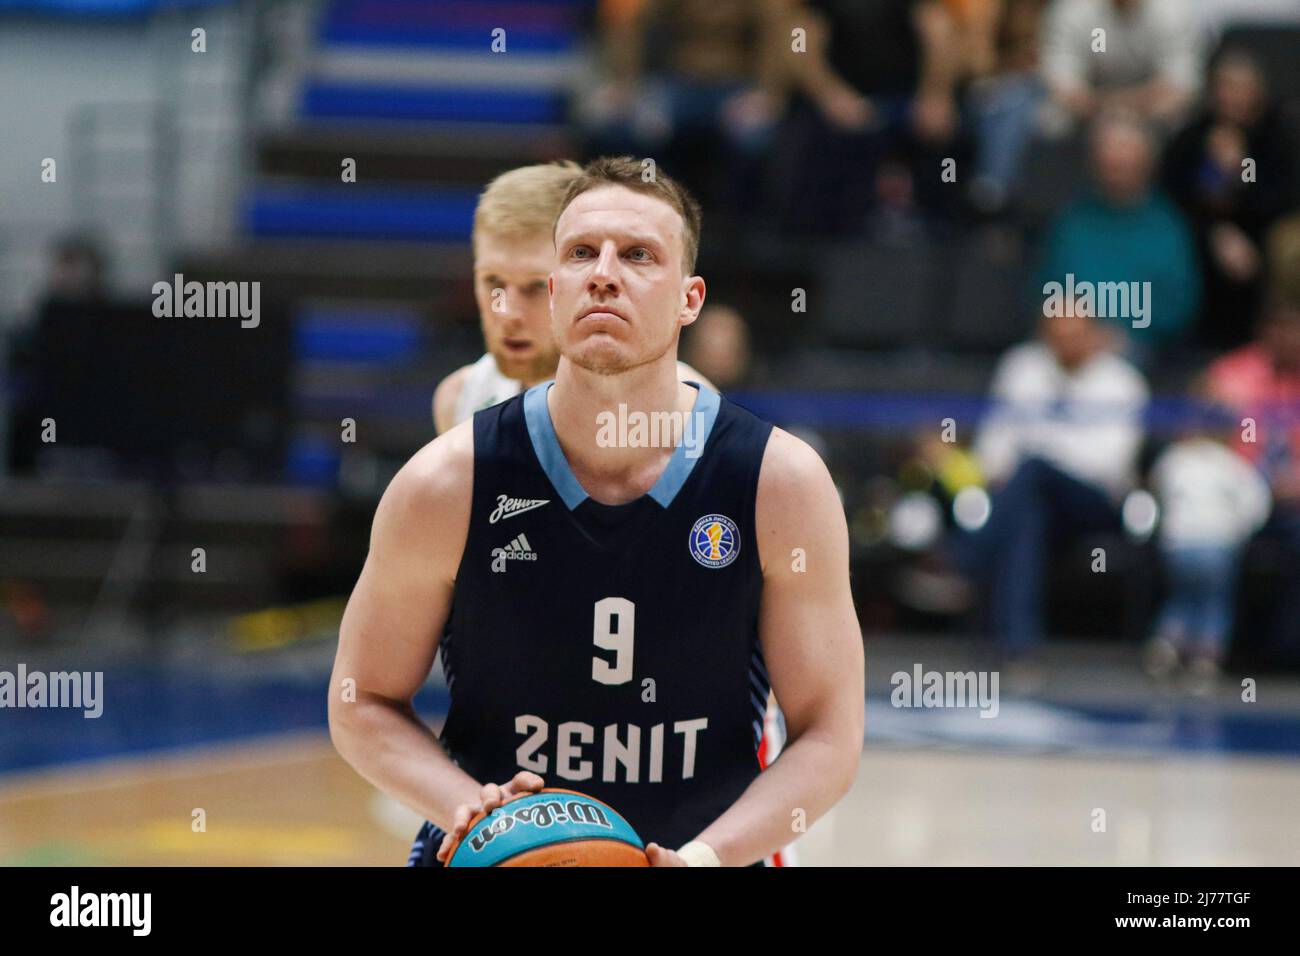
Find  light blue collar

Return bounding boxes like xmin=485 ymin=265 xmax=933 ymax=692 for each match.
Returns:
xmin=522 ymin=380 xmax=721 ymax=510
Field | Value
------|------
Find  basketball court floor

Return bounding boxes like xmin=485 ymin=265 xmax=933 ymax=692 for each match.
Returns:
xmin=3 ymin=635 xmax=1299 ymax=866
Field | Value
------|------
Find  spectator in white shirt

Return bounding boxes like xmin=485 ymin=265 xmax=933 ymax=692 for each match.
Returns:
xmin=951 ymin=303 xmax=1150 ymax=658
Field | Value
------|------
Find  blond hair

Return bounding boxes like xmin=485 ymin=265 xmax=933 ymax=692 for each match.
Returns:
xmin=473 ymin=161 xmax=583 ymax=250
xmin=554 ymin=155 xmax=703 ymax=274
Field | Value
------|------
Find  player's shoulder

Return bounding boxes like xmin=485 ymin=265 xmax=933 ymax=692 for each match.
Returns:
xmin=363 ymin=421 xmax=475 ymax=572
xmin=435 ymin=362 xmax=473 ymax=396
xmin=754 ymin=428 xmax=845 ymax=568
xmin=433 ymin=363 xmax=474 ymax=434
xmin=757 ymin=427 xmax=833 ymax=495
xmin=383 ymin=419 xmax=475 ymax=524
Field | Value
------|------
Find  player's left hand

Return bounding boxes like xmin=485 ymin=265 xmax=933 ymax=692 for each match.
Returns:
xmin=436 ymin=770 xmax=546 ymax=863
xmin=644 ymin=842 xmax=688 ymax=867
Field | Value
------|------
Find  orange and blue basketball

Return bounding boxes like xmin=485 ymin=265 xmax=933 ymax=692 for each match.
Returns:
xmin=445 ymin=788 xmax=649 ymax=867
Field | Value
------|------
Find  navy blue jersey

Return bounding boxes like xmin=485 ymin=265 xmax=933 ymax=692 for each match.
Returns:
xmin=408 ymin=380 xmax=775 ymax=865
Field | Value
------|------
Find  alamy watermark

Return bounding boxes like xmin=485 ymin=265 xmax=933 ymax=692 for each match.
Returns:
xmin=1042 ymin=273 xmax=1151 ymax=329
xmin=890 ymin=664 xmax=999 ymax=718
xmin=152 ymin=273 xmax=260 ymax=328
xmin=0 ymin=664 xmax=103 ymax=718
xmin=596 ymin=404 xmax=708 ymax=459
xmin=50 ymin=886 xmax=150 ymax=935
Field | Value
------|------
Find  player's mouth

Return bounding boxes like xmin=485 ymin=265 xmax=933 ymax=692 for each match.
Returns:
xmin=500 ymin=337 xmax=533 ymax=354
xmin=577 ymin=306 xmax=628 ymax=324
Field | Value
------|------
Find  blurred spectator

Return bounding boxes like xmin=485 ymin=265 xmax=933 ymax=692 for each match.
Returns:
xmin=0 ymin=236 xmax=110 ymax=634
xmin=1163 ymin=50 xmax=1300 ymax=351
xmin=680 ymin=303 xmax=754 ymax=390
xmin=1144 ymin=397 xmax=1271 ymax=692
xmin=6 ymin=236 xmax=111 ymax=474
xmin=964 ymin=0 xmax=1051 ymax=214
xmin=1041 ymin=0 xmax=1202 ymax=133
xmin=948 ymin=0 xmax=1004 ymax=78
xmin=952 ymin=303 xmax=1149 ymax=661
xmin=581 ymin=0 xmax=790 ymax=222
xmin=1036 ymin=111 xmax=1201 ymax=353
xmin=1266 ymin=213 xmax=1300 ymax=307
xmin=41 ymin=234 xmax=109 ymax=305
xmin=771 ymin=0 xmax=965 ymax=235
xmin=1206 ymin=296 xmax=1300 ymax=656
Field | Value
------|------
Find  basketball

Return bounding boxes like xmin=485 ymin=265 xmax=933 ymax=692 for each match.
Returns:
xmin=444 ymin=789 xmax=650 ymax=867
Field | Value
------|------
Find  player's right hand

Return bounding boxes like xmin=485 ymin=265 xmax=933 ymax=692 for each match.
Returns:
xmin=435 ymin=770 xmax=545 ymax=864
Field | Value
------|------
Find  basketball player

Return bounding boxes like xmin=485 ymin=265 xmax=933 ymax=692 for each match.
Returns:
xmin=432 ymin=161 xmax=711 ymax=433
xmin=330 ymin=157 xmax=863 ymax=867
xmin=431 ymin=161 xmax=797 ymax=863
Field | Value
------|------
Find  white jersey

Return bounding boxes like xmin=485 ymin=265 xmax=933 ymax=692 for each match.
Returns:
xmin=452 ymin=353 xmax=708 ymax=427
xmin=453 ymin=353 xmax=524 ymax=426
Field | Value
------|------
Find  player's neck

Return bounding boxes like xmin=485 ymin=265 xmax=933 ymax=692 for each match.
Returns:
xmin=548 ymin=359 xmax=697 ymax=503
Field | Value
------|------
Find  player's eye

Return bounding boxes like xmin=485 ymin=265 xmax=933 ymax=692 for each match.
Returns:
xmin=570 ymin=245 xmax=593 ymax=259
xmin=626 ymin=247 xmax=651 ymax=261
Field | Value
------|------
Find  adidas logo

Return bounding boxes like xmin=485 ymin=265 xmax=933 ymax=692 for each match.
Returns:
xmin=491 ymin=533 xmax=538 ymax=572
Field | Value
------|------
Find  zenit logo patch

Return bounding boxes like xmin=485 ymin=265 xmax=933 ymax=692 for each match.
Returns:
xmin=489 ymin=495 xmax=550 ymax=524
xmin=688 ymin=514 xmax=740 ymax=569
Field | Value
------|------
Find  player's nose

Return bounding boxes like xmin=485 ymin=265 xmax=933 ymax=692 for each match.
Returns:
xmin=493 ymin=288 xmax=526 ymax=321
xmin=587 ymin=243 xmax=620 ymax=293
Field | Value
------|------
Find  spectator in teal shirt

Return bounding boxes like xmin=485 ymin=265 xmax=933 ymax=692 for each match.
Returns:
xmin=1036 ymin=111 xmax=1201 ymax=356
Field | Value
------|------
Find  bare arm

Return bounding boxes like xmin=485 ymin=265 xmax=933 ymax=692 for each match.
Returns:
xmin=754 ymin=0 xmax=799 ymax=98
xmin=913 ymin=0 xmax=961 ymax=99
xmin=600 ymin=0 xmax=654 ymax=86
xmin=911 ymin=0 xmax=962 ymax=140
xmin=671 ymin=428 xmax=865 ymax=866
xmin=328 ymin=422 xmax=482 ymax=827
xmin=782 ymin=4 xmax=874 ymax=130
xmin=964 ymin=0 xmax=1003 ymax=78
xmin=432 ymin=365 xmax=469 ymax=435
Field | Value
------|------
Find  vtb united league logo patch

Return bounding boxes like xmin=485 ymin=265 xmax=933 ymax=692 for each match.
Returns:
xmin=688 ymin=514 xmax=740 ymax=569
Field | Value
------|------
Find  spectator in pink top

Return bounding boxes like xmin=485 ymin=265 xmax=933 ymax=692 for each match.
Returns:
xmin=1205 ymin=296 xmax=1300 ymax=656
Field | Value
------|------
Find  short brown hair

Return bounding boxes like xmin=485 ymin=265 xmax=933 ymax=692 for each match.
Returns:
xmin=553 ymin=156 xmax=703 ymax=274
xmin=473 ymin=161 xmax=582 ymax=249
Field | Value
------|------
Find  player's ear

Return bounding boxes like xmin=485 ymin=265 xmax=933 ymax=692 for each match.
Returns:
xmin=680 ymin=275 xmax=706 ymax=327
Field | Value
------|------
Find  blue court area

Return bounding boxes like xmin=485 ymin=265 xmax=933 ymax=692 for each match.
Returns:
xmin=0 ymin=656 xmax=446 ymax=776
xmin=4 ymin=644 xmax=1299 ymax=778
xmin=866 ymin=696 xmax=1300 ymax=757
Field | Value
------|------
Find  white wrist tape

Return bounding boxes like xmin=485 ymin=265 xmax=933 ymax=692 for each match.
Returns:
xmin=676 ymin=840 xmax=721 ymax=867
